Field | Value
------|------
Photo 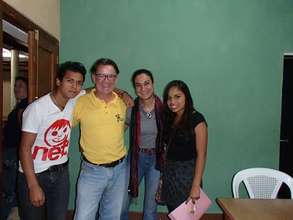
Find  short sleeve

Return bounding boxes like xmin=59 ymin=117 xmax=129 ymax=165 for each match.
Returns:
xmin=71 ymin=90 xmax=86 ymax=127
xmin=191 ymin=111 xmax=207 ymax=128
xmin=22 ymin=102 xmax=42 ymax=134
xmin=72 ymin=98 xmax=82 ymax=127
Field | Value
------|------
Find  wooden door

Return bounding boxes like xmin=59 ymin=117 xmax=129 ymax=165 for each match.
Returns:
xmin=28 ymin=30 xmax=58 ymax=101
xmin=0 ymin=11 xmax=3 ymax=204
xmin=0 ymin=1 xmax=59 ymax=208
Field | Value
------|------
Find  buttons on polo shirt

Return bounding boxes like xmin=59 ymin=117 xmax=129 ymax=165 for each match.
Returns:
xmin=104 ymin=105 xmax=108 ymax=114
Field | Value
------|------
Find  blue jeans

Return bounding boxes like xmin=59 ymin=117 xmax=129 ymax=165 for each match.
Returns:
xmin=73 ymin=157 xmax=127 ymax=220
xmin=1 ymin=148 xmax=18 ymax=220
xmin=121 ymin=151 xmax=160 ymax=220
xmin=18 ymin=163 xmax=69 ymax=220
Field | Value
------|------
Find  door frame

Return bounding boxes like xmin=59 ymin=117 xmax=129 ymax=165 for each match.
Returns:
xmin=0 ymin=0 xmax=59 ymax=101
xmin=278 ymin=53 xmax=293 ymax=198
xmin=0 ymin=0 xmax=59 ymax=201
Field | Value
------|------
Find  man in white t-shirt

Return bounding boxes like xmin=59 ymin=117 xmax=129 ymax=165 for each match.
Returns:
xmin=18 ymin=61 xmax=87 ymax=220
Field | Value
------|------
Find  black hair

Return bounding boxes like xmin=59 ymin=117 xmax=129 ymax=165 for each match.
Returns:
xmin=57 ymin=61 xmax=87 ymax=81
xmin=90 ymin=58 xmax=119 ymax=75
xmin=163 ymin=80 xmax=195 ymax=131
xmin=131 ymin=69 xmax=154 ymax=88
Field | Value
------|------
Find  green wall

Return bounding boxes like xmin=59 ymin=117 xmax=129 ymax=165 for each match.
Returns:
xmin=61 ymin=0 xmax=293 ymax=212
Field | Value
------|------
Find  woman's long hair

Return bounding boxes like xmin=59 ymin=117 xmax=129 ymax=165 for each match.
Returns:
xmin=162 ymin=80 xmax=196 ymax=141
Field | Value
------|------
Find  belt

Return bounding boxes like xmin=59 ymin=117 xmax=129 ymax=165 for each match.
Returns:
xmin=82 ymin=156 xmax=125 ymax=168
xmin=139 ymin=148 xmax=156 ymax=155
xmin=38 ymin=161 xmax=68 ymax=174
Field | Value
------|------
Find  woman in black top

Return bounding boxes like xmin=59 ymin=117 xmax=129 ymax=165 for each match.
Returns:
xmin=162 ymin=80 xmax=208 ymax=212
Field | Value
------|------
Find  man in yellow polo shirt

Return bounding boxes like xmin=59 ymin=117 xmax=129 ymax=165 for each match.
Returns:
xmin=73 ymin=58 xmax=127 ymax=220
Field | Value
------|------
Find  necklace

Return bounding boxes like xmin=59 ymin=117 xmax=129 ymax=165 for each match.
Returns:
xmin=50 ymin=93 xmax=65 ymax=110
xmin=146 ymin=111 xmax=152 ymax=119
xmin=142 ymin=96 xmax=155 ymax=119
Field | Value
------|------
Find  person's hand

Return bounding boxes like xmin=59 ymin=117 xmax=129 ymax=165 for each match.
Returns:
xmin=29 ymin=184 xmax=45 ymax=207
xmin=186 ymin=186 xmax=200 ymax=204
xmin=121 ymin=92 xmax=134 ymax=107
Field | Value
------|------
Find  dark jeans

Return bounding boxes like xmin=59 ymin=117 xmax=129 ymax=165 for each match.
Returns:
xmin=18 ymin=163 xmax=69 ymax=220
xmin=0 ymin=147 xmax=18 ymax=220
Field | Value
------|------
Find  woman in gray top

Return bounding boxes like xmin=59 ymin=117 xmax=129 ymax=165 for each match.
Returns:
xmin=121 ymin=69 xmax=164 ymax=220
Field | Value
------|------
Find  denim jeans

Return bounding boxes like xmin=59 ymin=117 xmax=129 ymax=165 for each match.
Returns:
xmin=18 ymin=163 xmax=69 ymax=220
xmin=121 ymin=151 xmax=160 ymax=220
xmin=0 ymin=148 xmax=18 ymax=220
xmin=73 ymin=157 xmax=127 ymax=220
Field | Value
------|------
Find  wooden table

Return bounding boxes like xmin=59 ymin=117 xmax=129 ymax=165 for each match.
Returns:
xmin=217 ymin=198 xmax=293 ymax=220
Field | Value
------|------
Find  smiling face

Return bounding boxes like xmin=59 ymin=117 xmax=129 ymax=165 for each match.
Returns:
xmin=134 ymin=73 xmax=154 ymax=101
xmin=167 ymin=86 xmax=186 ymax=116
xmin=92 ymin=64 xmax=117 ymax=97
xmin=56 ymin=71 xmax=84 ymax=100
xmin=44 ymin=119 xmax=71 ymax=147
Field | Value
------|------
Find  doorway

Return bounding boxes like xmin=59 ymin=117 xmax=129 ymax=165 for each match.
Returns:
xmin=279 ymin=54 xmax=293 ymax=198
xmin=0 ymin=1 xmax=59 ymax=212
xmin=2 ymin=20 xmax=28 ymax=122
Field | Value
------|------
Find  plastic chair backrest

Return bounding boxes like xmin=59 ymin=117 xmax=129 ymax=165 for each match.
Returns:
xmin=232 ymin=168 xmax=293 ymax=199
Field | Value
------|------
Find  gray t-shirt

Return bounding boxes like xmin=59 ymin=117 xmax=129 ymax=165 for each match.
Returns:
xmin=126 ymin=106 xmax=158 ymax=149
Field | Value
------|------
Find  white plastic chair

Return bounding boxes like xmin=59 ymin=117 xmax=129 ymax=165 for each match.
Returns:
xmin=232 ymin=168 xmax=293 ymax=199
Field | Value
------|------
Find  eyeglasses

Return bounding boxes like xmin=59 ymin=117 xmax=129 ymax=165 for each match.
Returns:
xmin=94 ymin=73 xmax=117 ymax=81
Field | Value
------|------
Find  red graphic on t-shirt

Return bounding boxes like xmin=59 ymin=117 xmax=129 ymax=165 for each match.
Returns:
xmin=44 ymin=119 xmax=70 ymax=147
xmin=32 ymin=119 xmax=71 ymax=161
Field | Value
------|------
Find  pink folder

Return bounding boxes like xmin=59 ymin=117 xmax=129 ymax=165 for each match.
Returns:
xmin=168 ymin=189 xmax=212 ymax=220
